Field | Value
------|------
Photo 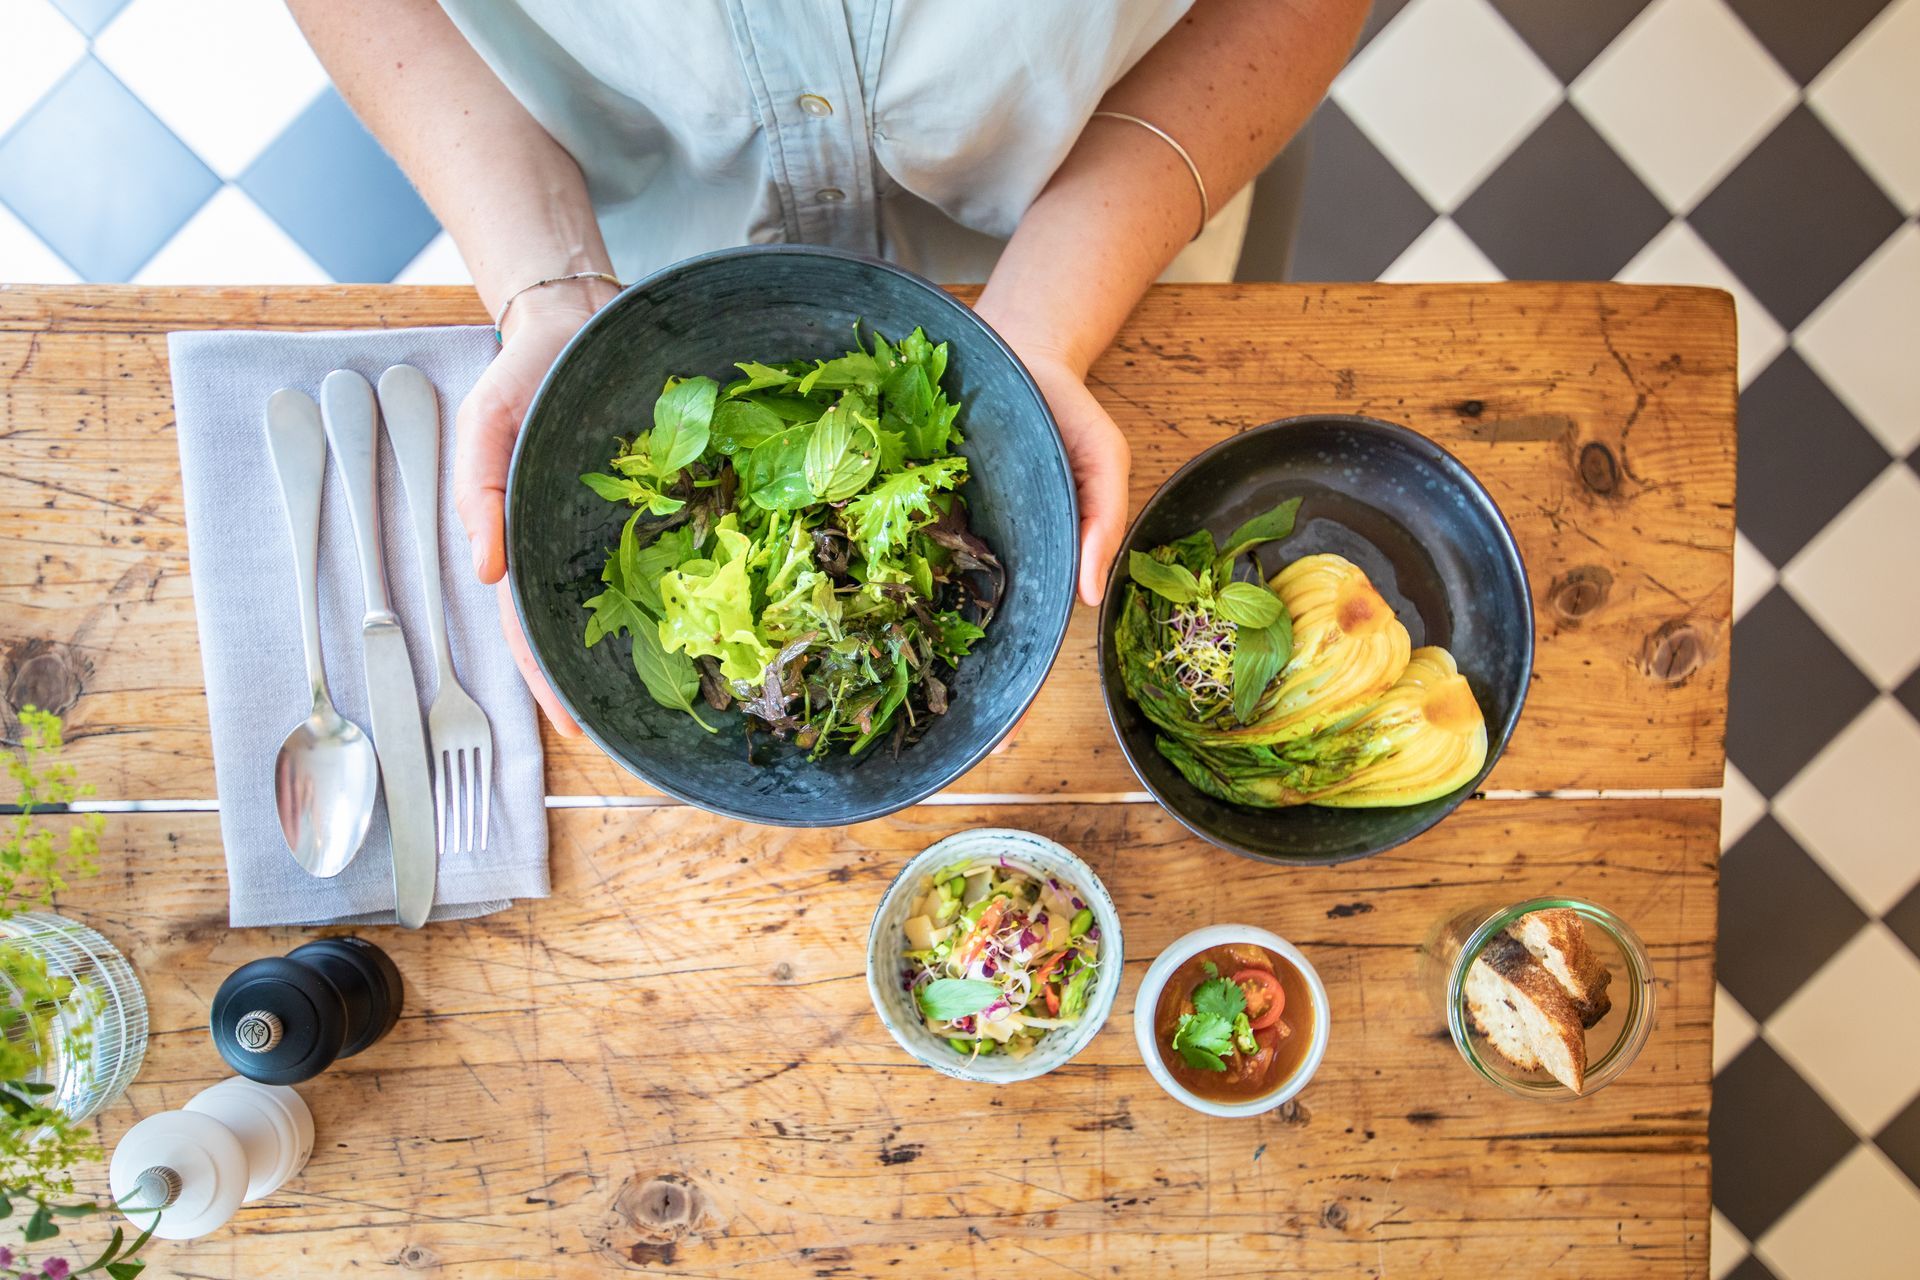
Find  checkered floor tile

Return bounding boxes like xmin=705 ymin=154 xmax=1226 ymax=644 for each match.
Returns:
xmin=2 ymin=0 xmax=1917 ymax=1271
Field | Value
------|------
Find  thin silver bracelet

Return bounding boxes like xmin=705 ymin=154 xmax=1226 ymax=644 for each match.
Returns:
xmin=493 ymin=270 xmax=624 ymax=341
xmin=1090 ymin=110 xmax=1210 ymax=241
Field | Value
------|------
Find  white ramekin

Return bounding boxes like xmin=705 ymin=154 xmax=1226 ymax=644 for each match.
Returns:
xmin=867 ymin=828 xmax=1123 ymax=1084
xmin=1133 ymin=924 xmax=1331 ymax=1117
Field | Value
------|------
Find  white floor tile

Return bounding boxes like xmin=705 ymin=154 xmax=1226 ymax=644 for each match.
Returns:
xmin=93 ymin=0 xmax=328 ymax=179
xmin=391 ymin=233 xmax=473 ymax=286
xmin=1732 ymin=529 xmax=1777 ymax=624
xmin=0 ymin=200 xmax=78 ymax=283
xmin=1331 ymin=0 xmax=1562 ymax=212
xmin=1774 ymin=699 xmax=1920 ymax=917
xmin=1797 ymin=224 xmax=1920 ymax=458
xmin=1757 ymin=1144 xmax=1920 ymax=1280
xmin=132 ymin=186 xmax=327 ymax=285
xmin=1783 ymin=465 xmax=1920 ymax=689
xmin=1720 ymin=759 xmax=1766 ymax=852
xmin=1617 ymin=221 xmax=1785 ymax=388
xmin=1713 ymin=982 xmax=1758 ymax=1075
xmin=1809 ymin=0 xmax=1920 ymax=215
xmin=1377 ymin=217 xmax=1506 ymax=283
xmin=0 ymin=0 xmax=86 ymax=138
xmin=1767 ymin=925 xmax=1920 ymax=1137
xmin=1710 ymin=1207 xmax=1749 ymax=1280
xmin=1571 ymin=0 xmax=1798 ymax=213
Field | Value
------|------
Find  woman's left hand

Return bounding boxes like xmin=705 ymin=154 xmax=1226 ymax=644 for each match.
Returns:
xmin=995 ymin=345 xmax=1133 ymax=609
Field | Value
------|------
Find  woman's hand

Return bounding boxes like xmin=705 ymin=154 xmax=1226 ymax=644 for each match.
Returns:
xmin=454 ymin=281 xmax=617 ymax=735
xmin=1015 ymin=352 xmax=1132 ymax=608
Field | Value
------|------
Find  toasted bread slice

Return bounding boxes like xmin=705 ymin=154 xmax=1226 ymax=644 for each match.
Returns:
xmin=1465 ymin=934 xmax=1588 ymax=1092
xmin=1507 ymin=909 xmax=1613 ymax=1027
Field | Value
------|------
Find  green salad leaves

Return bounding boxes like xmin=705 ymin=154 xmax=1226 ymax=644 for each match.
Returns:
xmin=580 ymin=326 xmax=1003 ymax=759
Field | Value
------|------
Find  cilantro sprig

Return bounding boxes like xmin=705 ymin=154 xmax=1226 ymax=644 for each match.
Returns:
xmin=1169 ymin=967 xmax=1250 ymax=1072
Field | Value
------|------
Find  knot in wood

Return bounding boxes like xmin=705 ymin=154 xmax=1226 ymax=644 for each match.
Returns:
xmin=1547 ymin=566 xmax=1613 ymax=625
xmin=396 ymin=1244 xmax=439 ymax=1270
xmin=1320 ymin=1202 xmax=1349 ymax=1230
xmin=1642 ymin=621 xmax=1706 ymax=684
xmin=1274 ymin=1098 xmax=1311 ymax=1127
xmin=1577 ymin=441 xmax=1619 ymax=495
xmin=4 ymin=639 xmax=90 ymax=722
xmin=1457 ymin=398 xmax=1485 ymax=418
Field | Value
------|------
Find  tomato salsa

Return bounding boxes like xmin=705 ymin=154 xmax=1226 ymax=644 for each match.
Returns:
xmin=1153 ymin=943 xmax=1313 ymax=1102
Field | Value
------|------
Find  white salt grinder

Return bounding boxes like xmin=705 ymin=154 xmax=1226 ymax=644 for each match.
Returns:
xmin=109 ymin=1077 xmax=314 ymax=1240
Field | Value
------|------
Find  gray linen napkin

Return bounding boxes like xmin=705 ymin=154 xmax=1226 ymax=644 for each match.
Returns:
xmin=169 ymin=327 xmax=548 ymax=927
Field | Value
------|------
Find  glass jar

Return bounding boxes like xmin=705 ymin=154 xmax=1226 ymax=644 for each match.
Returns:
xmin=1421 ymin=897 xmax=1654 ymax=1100
xmin=0 ymin=912 xmax=149 ymax=1121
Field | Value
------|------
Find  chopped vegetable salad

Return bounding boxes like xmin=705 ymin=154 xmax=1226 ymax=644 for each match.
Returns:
xmin=898 ymin=859 xmax=1100 ymax=1059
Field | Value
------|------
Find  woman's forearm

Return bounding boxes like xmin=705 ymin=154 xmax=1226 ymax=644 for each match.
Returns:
xmin=285 ymin=0 xmax=614 ymax=323
xmin=977 ymin=0 xmax=1368 ymax=370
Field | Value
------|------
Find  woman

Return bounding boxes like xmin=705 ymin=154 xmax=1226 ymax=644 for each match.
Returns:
xmin=287 ymin=0 xmax=1367 ymax=733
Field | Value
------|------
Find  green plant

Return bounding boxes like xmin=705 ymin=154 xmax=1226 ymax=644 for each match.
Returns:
xmin=0 ymin=709 xmax=152 ymax=1279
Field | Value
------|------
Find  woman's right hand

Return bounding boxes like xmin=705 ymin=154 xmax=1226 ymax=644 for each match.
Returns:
xmin=454 ymin=280 xmax=618 ymax=736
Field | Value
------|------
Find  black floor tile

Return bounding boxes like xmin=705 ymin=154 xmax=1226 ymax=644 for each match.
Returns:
xmin=1724 ymin=1256 xmax=1783 ymax=1280
xmin=1454 ymin=103 xmax=1668 ymax=281
xmin=1719 ymin=815 xmax=1869 ymax=1021
xmin=1726 ymin=588 xmax=1880 ymax=797
xmin=1728 ymin=0 xmax=1894 ymax=85
xmin=1885 ymin=879 xmax=1920 ymax=968
xmin=1876 ymin=1091 xmax=1920 ymax=1195
xmin=1897 ymin=664 xmax=1920 ymax=729
xmin=1285 ymin=102 xmax=1435 ymax=283
xmin=1712 ymin=1038 xmax=1860 ymax=1240
xmin=1737 ymin=349 xmax=1893 ymax=565
xmin=1492 ymin=0 xmax=1655 ymax=81
xmin=1692 ymin=107 xmax=1904 ymax=328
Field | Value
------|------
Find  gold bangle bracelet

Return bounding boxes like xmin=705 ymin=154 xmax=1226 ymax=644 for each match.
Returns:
xmin=1090 ymin=110 xmax=1210 ymax=241
xmin=493 ymin=270 xmax=624 ymax=340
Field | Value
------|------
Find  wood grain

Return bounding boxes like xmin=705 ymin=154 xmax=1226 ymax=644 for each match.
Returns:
xmin=54 ymin=798 xmax=1714 ymax=1278
xmin=0 ymin=283 xmax=1737 ymax=800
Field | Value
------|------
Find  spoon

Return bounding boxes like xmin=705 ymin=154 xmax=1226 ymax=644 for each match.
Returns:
xmin=265 ymin=387 xmax=379 ymax=878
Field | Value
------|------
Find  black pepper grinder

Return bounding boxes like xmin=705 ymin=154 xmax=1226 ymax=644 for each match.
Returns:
xmin=211 ymin=937 xmax=403 ymax=1085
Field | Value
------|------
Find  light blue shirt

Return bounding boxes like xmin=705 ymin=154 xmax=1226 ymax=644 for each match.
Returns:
xmin=437 ymin=0 xmax=1245 ymax=284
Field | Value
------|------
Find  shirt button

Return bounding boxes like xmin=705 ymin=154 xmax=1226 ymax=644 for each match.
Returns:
xmin=817 ymin=187 xmax=846 ymax=203
xmin=798 ymin=93 xmax=833 ymax=118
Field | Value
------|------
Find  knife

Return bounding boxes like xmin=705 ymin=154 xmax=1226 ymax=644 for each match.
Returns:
xmin=318 ymin=369 xmax=437 ymax=928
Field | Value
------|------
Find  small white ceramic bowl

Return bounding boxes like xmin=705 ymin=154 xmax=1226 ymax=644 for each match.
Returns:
xmin=1133 ymin=924 xmax=1331 ymax=1117
xmin=867 ymin=828 xmax=1123 ymax=1084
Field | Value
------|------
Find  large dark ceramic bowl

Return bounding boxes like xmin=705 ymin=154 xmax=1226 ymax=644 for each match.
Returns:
xmin=507 ymin=246 xmax=1077 ymax=826
xmin=1097 ymin=415 xmax=1532 ymax=864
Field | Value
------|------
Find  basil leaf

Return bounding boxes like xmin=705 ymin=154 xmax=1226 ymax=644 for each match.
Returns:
xmin=648 ymin=376 xmax=717 ymax=478
xmin=740 ymin=423 xmax=816 ymax=511
xmin=1127 ymin=550 xmax=1199 ymax=604
xmin=1230 ymin=621 xmax=1284 ymax=724
xmin=629 ymin=613 xmax=715 ymax=731
xmin=798 ymin=351 xmax=883 ymax=396
xmin=1213 ymin=581 xmax=1285 ymax=629
xmin=729 ymin=360 xmax=800 ymax=393
xmin=580 ymin=472 xmax=686 ymax=516
xmin=709 ymin=397 xmax=785 ymax=454
xmin=1214 ymin=497 xmax=1301 ymax=578
xmin=804 ymin=402 xmax=880 ymax=501
xmin=745 ymin=392 xmax=826 ymax=423
xmin=917 ymin=977 xmax=1002 ymax=1021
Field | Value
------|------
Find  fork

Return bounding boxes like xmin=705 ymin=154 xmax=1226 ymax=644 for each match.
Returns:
xmin=376 ymin=364 xmax=494 ymax=855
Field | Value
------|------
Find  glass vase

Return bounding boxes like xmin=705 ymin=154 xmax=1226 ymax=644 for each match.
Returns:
xmin=0 ymin=912 xmax=149 ymax=1122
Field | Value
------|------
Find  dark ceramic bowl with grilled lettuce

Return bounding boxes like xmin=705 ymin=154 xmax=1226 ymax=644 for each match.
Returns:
xmin=505 ymin=246 xmax=1077 ymax=826
xmin=1097 ymin=415 xmax=1532 ymax=864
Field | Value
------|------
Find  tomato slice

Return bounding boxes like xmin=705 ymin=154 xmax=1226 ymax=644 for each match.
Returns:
xmin=1234 ymin=968 xmax=1286 ymax=1030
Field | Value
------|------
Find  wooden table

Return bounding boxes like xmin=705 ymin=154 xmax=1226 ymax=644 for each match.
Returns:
xmin=0 ymin=283 xmax=1734 ymax=1277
